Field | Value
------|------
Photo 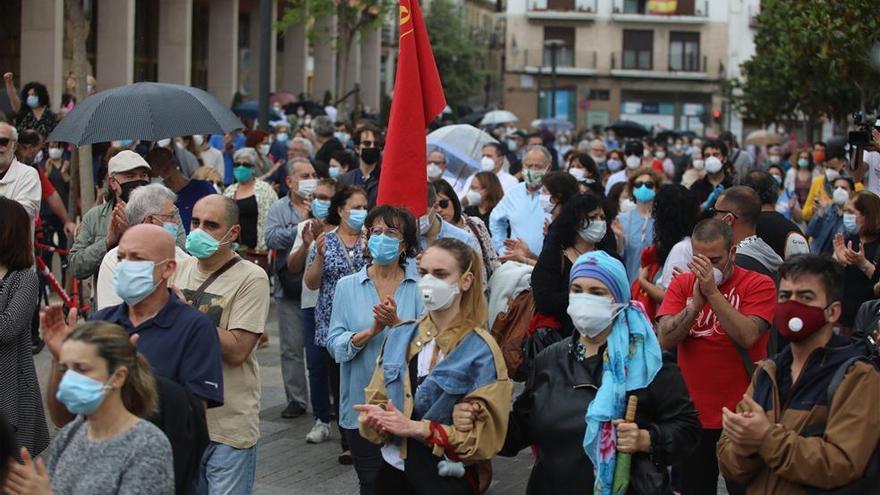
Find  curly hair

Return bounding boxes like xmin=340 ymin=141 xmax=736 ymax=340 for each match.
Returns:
xmin=652 ymin=184 xmax=698 ymax=264
xmin=551 ymin=193 xmax=605 ymax=249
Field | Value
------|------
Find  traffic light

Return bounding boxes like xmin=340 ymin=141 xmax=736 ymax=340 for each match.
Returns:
xmin=712 ymin=110 xmax=722 ymax=122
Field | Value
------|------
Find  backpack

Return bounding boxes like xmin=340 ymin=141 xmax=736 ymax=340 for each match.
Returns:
xmin=489 ymin=289 xmax=534 ymax=382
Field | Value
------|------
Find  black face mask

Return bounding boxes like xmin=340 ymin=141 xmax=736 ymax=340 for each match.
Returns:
xmin=119 ymin=179 xmax=149 ymax=202
xmin=360 ymin=147 xmax=381 ymax=165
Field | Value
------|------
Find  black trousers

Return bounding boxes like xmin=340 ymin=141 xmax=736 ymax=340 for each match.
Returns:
xmin=324 ymin=348 xmax=349 ymax=452
xmin=374 ymin=461 xmax=418 ymax=495
xmin=680 ymin=428 xmax=746 ymax=495
xmin=343 ymin=428 xmax=382 ymax=495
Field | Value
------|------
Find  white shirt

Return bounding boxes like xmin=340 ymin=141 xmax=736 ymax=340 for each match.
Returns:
xmin=96 ymin=245 xmax=191 ymax=310
xmin=292 ymin=220 xmax=320 ymax=309
xmin=659 ymin=237 xmax=693 ymax=289
xmin=605 ymin=169 xmax=629 ymax=196
xmin=457 ymin=170 xmax=520 ymax=202
xmin=200 ymin=147 xmax=225 ymax=182
xmin=0 ymin=158 xmax=41 ymax=222
xmin=863 ymin=150 xmax=880 ymax=195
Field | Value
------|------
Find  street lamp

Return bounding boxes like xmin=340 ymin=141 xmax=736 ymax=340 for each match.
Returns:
xmin=544 ymin=39 xmax=564 ymax=119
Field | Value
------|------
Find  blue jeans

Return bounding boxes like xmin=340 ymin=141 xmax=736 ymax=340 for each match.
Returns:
xmin=303 ymin=307 xmax=331 ymax=422
xmin=197 ymin=442 xmax=257 ymax=495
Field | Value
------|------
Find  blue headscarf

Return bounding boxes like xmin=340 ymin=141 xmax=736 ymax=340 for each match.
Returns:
xmin=570 ymin=251 xmax=662 ymax=495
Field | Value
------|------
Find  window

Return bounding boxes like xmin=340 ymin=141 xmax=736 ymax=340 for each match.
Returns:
xmin=539 ymin=89 xmax=576 ymax=121
xmin=622 ymin=30 xmax=652 ymax=70
xmin=669 ymin=31 xmax=700 ymax=71
xmin=591 ymin=89 xmax=610 ymax=101
xmin=625 ymin=0 xmax=697 ymax=15
xmin=543 ymin=27 xmax=575 ymax=67
xmin=547 ymin=0 xmax=575 ymax=11
xmin=623 ymin=0 xmax=646 ymax=13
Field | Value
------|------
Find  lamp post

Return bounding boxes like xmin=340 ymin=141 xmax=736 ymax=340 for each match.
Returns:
xmin=544 ymin=39 xmax=563 ymax=118
xmin=258 ymin=0 xmax=272 ymax=130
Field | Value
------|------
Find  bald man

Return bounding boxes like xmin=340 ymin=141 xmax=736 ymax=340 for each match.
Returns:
xmin=171 ymin=194 xmax=269 ymax=494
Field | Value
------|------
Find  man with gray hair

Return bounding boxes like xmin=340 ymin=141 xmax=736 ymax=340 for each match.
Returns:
xmin=265 ymin=157 xmax=318 ymax=420
xmin=312 ymin=115 xmax=343 ymax=168
xmin=95 ymin=183 xmax=192 ymax=310
xmin=289 ymin=136 xmax=314 ymax=160
xmin=489 ymin=144 xmax=552 ymax=255
xmin=0 ymin=122 xmax=40 ymax=222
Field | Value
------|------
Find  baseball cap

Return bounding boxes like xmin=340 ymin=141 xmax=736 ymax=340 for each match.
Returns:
xmin=108 ymin=149 xmax=151 ymax=175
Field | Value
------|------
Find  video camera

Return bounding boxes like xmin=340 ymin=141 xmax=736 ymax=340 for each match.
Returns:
xmin=848 ymin=112 xmax=880 ymax=147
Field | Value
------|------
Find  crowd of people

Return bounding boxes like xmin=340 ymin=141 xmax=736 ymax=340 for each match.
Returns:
xmin=0 ymin=72 xmax=880 ymax=495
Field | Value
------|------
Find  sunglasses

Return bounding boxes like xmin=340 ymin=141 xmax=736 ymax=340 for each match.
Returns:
xmin=435 ymin=199 xmax=451 ymax=209
xmin=710 ymin=207 xmax=739 ymax=219
xmin=0 ymin=137 xmax=12 ymax=146
xmin=233 ymin=162 xmax=253 ymax=168
xmin=633 ymin=181 xmax=655 ymax=189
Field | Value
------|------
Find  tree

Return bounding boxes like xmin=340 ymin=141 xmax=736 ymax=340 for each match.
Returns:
xmin=425 ymin=0 xmax=485 ymax=110
xmin=65 ymin=0 xmax=95 ymax=212
xmin=731 ymin=0 xmax=880 ymax=140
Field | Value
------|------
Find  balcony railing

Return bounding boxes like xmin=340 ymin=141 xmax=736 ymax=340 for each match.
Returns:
xmin=611 ymin=0 xmax=709 ymax=23
xmin=527 ymin=0 xmax=598 ymax=20
xmin=509 ymin=48 xmax=598 ymax=76
xmin=610 ymin=51 xmax=712 ymax=79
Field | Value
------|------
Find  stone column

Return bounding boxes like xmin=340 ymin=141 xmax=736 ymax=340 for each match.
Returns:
xmin=208 ymin=0 xmax=239 ymax=105
xmin=360 ymin=27 xmax=382 ymax=112
xmin=19 ymin=0 xmax=63 ymax=107
xmin=312 ymin=15 xmax=337 ymax=102
xmin=158 ymin=0 xmax=193 ymax=85
xmin=344 ymin=37 xmax=361 ymax=96
xmin=281 ymin=21 xmax=309 ymax=96
xmin=96 ymin=0 xmax=135 ymax=90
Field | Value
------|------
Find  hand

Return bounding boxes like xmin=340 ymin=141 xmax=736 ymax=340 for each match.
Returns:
xmin=40 ymin=304 xmax=77 ymax=360
xmin=844 ymin=240 xmax=869 ymax=269
xmin=303 ymin=219 xmax=322 ymax=245
xmin=353 ymin=400 xmax=427 ymax=439
xmin=3 ymin=72 xmax=13 ymax=84
xmin=171 ymin=285 xmax=193 ymax=305
xmin=833 ymin=234 xmax=849 ymax=265
xmin=501 ymin=238 xmax=532 ymax=263
xmin=3 ymin=448 xmax=52 ymax=495
xmin=372 ymin=297 xmax=400 ymax=328
xmin=315 ymin=232 xmax=327 ymax=257
xmin=637 ymin=266 xmax=652 ymax=290
xmin=63 ymin=221 xmax=77 ymax=238
xmin=452 ymin=401 xmax=483 ymax=432
xmin=872 ymin=129 xmax=880 ymax=149
xmin=721 ymin=394 xmax=771 ymax=456
xmin=612 ymin=420 xmax=651 ymax=454
xmin=106 ymin=201 xmax=128 ymax=248
xmin=689 ymin=254 xmax=719 ymax=298
xmin=611 ymin=218 xmax=624 ymax=239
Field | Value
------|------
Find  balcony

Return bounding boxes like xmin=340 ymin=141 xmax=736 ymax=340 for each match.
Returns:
xmin=526 ymin=0 xmax=598 ymax=21
xmin=611 ymin=0 xmax=709 ymax=24
xmin=610 ymin=51 xmax=711 ymax=80
xmin=509 ymin=48 xmax=598 ymax=76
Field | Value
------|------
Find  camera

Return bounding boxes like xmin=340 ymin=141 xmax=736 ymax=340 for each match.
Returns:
xmin=848 ymin=112 xmax=880 ymax=147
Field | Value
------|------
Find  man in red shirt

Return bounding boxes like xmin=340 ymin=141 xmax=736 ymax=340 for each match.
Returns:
xmin=657 ymin=218 xmax=776 ymax=495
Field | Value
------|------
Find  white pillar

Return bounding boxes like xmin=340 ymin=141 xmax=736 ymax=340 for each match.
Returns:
xmin=158 ymin=0 xmax=193 ymax=85
xmin=312 ymin=15 xmax=337 ymax=101
xmin=208 ymin=0 xmax=239 ymax=105
xmin=96 ymin=0 xmax=135 ymax=90
xmin=20 ymin=0 xmax=63 ymax=108
xmin=360 ymin=27 xmax=382 ymax=112
xmin=281 ymin=22 xmax=309 ymax=96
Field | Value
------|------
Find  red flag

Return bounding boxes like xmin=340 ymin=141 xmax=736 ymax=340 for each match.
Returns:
xmin=376 ymin=0 xmax=447 ymax=218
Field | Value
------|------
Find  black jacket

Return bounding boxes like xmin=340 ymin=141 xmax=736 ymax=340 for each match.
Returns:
xmin=500 ymin=337 xmax=700 ymax=495
xmin=338 ymin=163 xmax=382 ymax=210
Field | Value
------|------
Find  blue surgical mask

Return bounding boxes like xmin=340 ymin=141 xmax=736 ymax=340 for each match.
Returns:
xmin=843 ymin=213 xmax=860 ymax=234
xmin=162 ymin=222 xmax=179 ymax=238
xmin=347 ymin=209 xmax=367 ymax=230
xmin=311 ymin=199 xmax=331 ymax=220
xmin=632 ymin=184 xmax=656 ymax=204
xmin=329 ymin=166 xmax=342 ymax=178
xmin=368 ymin=234 xmax=401 ymax=266
xmin=56 ymin=370 xmax=112 ymax=415
xmin=26 ymin=95 xmax=40 ymax=109
xmin=115 ymin=260 xmax=166 ymax=306
xmin=186 ymin=228 xmax=231 ymax=259
xmin=275 ymin=132 xmax=289 ymax=143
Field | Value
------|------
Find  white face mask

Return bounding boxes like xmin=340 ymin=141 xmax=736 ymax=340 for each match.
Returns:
xmin=157 ymin=138 xmax=171 ymax=148
xmin=625 ymin=155 xmax=641 ymax=170
xmin=525 ymin=168 xmax=546 ymax=188
xmin=48 ymin=147 xmax=63 ymax=159
xmin=832 ymin=187 xmax=849 ymax=206
xmin=419 ymin=214 xmax=434 ymax=235
xmin=480 ymin=156 xmax=496 ymax=172
xmin=427 ymin=163 xmax=443 ymax=179
xmin=769 ymin=155 xmax=781 ymax=164
xmin=705 ymin=156 xmax=723 ymax=174
xmin=692 ymin=159 xmax=705 ymax=171
xmin=465 ymin=189 xmax=482 ymax=207
xmin=297 ymin=178 xmax=318 ymax=198
xmin=825 ymin=168 xmax=840 ymax=182
xmin=655 ymin=151 xmax=666 ymax=159
xmin=567 ymin=292 xmax=621 ymax=338
xmin=192 ymin=134 xmax=204 ymax=147
xmin=578 ymin=219 xmax=606 ymax=243
xmin=257 ymin=144 xmax=271 ymax=156
xmin=619 ymin=198 xmax=636 ymax=214
xmin=418 ymin=274 xmax=460 ymax=312
xmin=568 ymin=168 xmax=586 ymax=182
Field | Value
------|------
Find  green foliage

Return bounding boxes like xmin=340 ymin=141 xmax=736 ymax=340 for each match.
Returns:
xmin=277 ymin=0 xmax=391 ymax=47
xmin=425 ymin=0 xmax=486 ymax=109
xmin=732 ymin=0 xmax=880 ymax=126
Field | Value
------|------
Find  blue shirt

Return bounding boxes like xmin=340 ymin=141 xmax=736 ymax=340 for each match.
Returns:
xmin=420 ymin=216 xmax=482 ymax=254
xmin=176 ymin=179 xmax=216 ymax=233
xmin=90 ymin=291 xmax=225 ymax=407
xmin=618 ymin=209 xmax=655 ymax=284
xmin=489 ymin=182 xmax=546 ymax=255
xmin=325 ymin=260 xmax=424 ymax=429
xmin=265 ymin=196 xmax=307 ymax=296
xmin=806 ymin=208 xmax=844 ymax=255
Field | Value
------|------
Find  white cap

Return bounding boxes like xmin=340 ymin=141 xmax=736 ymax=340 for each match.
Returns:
xmin=108 ymin=150 xmax=151 ymax=175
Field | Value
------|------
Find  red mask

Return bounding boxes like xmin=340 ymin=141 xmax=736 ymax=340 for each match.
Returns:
xmin=774 ymin=300 xmax=828 ymax=343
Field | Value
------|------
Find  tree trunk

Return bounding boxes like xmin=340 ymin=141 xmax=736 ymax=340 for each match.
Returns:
xmin=335 ymin=5 xmax=353 ymax=112
xmin=66 ymin=0 xmax=95 ymax=213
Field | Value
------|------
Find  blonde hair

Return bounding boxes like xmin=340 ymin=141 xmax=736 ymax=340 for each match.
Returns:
xmin=192 ymin=165 xmax=223 ymax=184
xmin=65 ymin=321 xmax=158 ymax=418
xmin=428 ymin=238 xmax=487 ymax=328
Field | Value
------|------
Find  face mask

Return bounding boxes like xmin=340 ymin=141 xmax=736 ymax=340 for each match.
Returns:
xmin=825 ymin=168 xmax=840 ymax=182
xmin=465 ymin=189 xmax=482 ymax=207
xmin=713 ymin=267 xmax=725 ymax=286
xmin=175 ymin=140 xmax=184 ymax=150
xmin=843 ymin=213 xmax=860 ymax=234
xmin=329 ymin=165 xmax=342 ymax=178
xmin=619 ymin=198 xmax=636 ymax=214
xmin=568 ymin=168 xmax=586 ymax=181
xmin=297 ymin=108 xmax=305 ymax=117
xmin=257 ymin=144 xmax=271 ymax=156
xmin=233 ymin=165 xmax=254 ymax=183
xmin=771 ymin=174 xmax=783 ymax=186
xmin=524 ymin=168 xmax=545 ymax=188
xmin=26 ymin=95 xmax=40 ymax=109
xmin=162 ymin=222 xmax=179 ymax=238
xmin=625 ymin=155 xmax=641 ymax=170
xmin=192 ymin=134 xmax=204 ymax=147
xmin=113 ymin=139 xmax=134 ymax=149
xmin=34 ymin=150 xmax=43 ymax=164
xmin=368 ymin=234 xmax=401 ymax=266
xmin=506 ymin=140 xmax=518 ymax=152
xmin=418 ymin=274 xmax=460 ymax=312
xmin=311 ymin=199 xmax=330 ymax=220
xmin=360 ymin=147 xmax=380 ymax=165
xmin=578 ymin=219 xmax=606 ymax=243
xmin=769 ymin=155 xmax=781 ymax=164
xmin=334 ymin=132 xmax=350 ymax=143
xmin=347 ymin=208 xmax=367 ymax=230
xmin=157 ymin=138 xmax=171 ymax=148
xmin=655 ymin=151 xmax=666 ymax=159
xmin=606 ymin=158 xmax=623 ymax=172
xmin=418 ymin=214 xmax=434 ymax=235
xmin=114 ymin=259 xmax=165 ymax=306
xmin=539 ymin=193 xmax=554 ymax=214
xmin=705 ymin=156 xmax=723 ymax=174
xmin=119 ymin=179 xmax=149 ymax=203
xmin=632 ymin=184 xmax=655 ymax=204
xmin=813 ymin=150 xmax=825 ymax=163
xmin=480 ymin=156 xmax=496 ymax=172
xmin=832 ymin=187 xmax=849 ymax=206
xmin=186 ymin=228 xmax=231 ymax=259
xmin=48 ymin=147 xmax=63 ymax=159
xmin=567 ymin=292 xmax=620 ymax=338
xmin=692 ymin=159 xmax=705 ymax=171
xmin=56 ymin=370 xmax=112 ymax=415
xmin=297 ymin=178 xmax=318 ymax=198
xmin=774 ymin=299 xmax=828 ymax=343
xmin=427 ymin=163 xmax=443 ymax=179
xmin=275 ymin=132 xmax=289 ymax=143
xmin=674 ymin=143 xmax=683 ymax=151
xmin=797 ymin=158 xmax=809 ymax=168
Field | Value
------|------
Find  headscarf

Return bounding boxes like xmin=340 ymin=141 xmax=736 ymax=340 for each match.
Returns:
xmin=570 ymin=251 xmax=662 ymax=495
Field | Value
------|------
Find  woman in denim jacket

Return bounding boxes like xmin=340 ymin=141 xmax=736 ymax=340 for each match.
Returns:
xmin=355 ymin=238 xmax=513 ymax=494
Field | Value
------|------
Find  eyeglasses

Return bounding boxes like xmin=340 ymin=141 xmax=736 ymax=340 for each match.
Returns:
xmin=233 ymin=162 xmax=253 ymax=168
xmin=0 ymin=137 xmax=13 ymax=146
xmin=154 ymin=207 xmax=179 ymax=220
xmin=435 ymin=199 xmax=451 ymax=209
xmin=710 ymin=207 xmax=739 ymax=219
xmin=633 ymin=181 xmax=655 ymax=189
xmin=369 ymin=226 xmax=401 ymax=237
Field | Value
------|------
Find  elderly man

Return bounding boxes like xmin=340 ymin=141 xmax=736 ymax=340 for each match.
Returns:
xmin=95 ymin=184 xmax=192 ymax=310
xmin=0 ymin=122 xmax=40 ymax=222
xmin=265 ymin=157 xmax=318 ymax=419
xmin=69 ymin=150 xmax=185 ymax=281
xmin=489 ymin=144 xmax=552 ymax=255
xmin=586 ymin=138 xmax=606 ymax=172
xmin=172 ymin=195 xmax=270 ymax=495
xmin=289 ymin=136 xmax=315 ymax=160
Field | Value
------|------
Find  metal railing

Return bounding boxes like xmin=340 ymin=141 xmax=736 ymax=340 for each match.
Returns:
xmin=527 ymin=0 xmax=597 ymax=13
xmin=611 ymin=0 xmax=708 ymax=17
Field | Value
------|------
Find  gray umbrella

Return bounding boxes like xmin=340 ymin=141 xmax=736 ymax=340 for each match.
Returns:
xmin=48 ymin=82 xmax=242 ymax=145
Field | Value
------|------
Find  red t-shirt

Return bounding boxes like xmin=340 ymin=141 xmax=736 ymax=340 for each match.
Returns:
xmin=38 ymin=168 xmax=56 ymax=200
xmin=656 ymin=265 xmax=776 ymax=428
